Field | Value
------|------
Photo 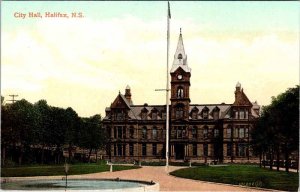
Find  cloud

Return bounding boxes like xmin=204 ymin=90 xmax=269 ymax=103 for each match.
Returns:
xmin=2 ymin=15 xmax=298 ymax=117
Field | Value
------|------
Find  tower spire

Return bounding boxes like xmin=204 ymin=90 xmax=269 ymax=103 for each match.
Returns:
xmin=170 ymin=29 xmax=191 ymax=73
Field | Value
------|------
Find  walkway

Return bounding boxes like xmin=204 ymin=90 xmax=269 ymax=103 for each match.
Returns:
xmin=67 ymin=166 xmax=267 ymax=191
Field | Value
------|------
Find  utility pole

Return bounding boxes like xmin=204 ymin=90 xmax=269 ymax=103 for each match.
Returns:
xmin=8 ymin=94 xmax=19 ymax=104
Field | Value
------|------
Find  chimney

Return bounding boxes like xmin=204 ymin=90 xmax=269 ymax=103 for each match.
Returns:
xmin=125 ymin=85 xmax=132 ymax=104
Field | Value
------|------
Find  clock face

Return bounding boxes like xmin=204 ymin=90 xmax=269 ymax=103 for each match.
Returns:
xmin=177 ymin=74 xmax=183 ymax=80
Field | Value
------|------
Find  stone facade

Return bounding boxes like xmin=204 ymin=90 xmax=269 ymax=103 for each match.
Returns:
xmin=103 ymin=32 xmax=260 ymax=163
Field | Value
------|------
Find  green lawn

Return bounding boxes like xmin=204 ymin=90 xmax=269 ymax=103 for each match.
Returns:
xmin=1 ymin=163 xmax=140 ymax=177
xmin=170 ymin=165 xmax=299 ymax=191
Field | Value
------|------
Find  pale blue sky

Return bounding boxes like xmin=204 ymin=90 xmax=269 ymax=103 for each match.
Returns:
xmin=2 ymin=1 xmax=299 ymax=117
xmin=3 ymin=1 xmax=299 ymax=32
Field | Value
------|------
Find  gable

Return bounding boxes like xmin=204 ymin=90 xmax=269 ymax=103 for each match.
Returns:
xmin=233 ymin=90 xmax=252 ymax=106
xmin=111 ymin=94 xmax=130 ymax=109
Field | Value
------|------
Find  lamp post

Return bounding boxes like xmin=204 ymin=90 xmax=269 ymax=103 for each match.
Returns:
xmin=64 ymin=162 xmax=69 ymax=189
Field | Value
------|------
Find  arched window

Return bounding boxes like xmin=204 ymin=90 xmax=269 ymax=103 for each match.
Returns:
xmin=142 ymin=126 xmax=147 ymax=139
xmin=178 ymin=53 xmax=183 ymax=59
xmin=192 ymin=126 xmax=197 ymax=139
xmin=177 ymin=86 xmax=184 ymax=98
xmin=152 ymin=127 xmax=157 ymax=139
xmin=203 ymin=126 xmax=208 ymax=138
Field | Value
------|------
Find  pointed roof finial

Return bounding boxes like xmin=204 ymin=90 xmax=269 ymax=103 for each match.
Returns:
xmin=180 ymin=28 xmax=182 ymax=35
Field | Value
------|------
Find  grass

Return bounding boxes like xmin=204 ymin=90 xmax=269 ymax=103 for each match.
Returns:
xmin=170 ymin=165 xmax=299 ymax=191
xmin=1 ymin=163 xmax=140 ymax=177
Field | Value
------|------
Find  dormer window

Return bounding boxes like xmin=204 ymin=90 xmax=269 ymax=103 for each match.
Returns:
xmin=151 ymin=109 xmax=158 ymax=120
xmin=192 ymin=111 xmax=198 ymax=120
xmin=213 ymin=111 xmax=219 ymax=120
xmin=152 ymin=112 xmax=157 ymax=120
xmin=178 ymin=53 xmax=183 ymax=59
xmin=141 ymin=111 xmax=147 ymax=120
xmin=202 ymin=108 xmax=209 ymax=119
xmin=203 ymin=111 xmax=208 ymax=119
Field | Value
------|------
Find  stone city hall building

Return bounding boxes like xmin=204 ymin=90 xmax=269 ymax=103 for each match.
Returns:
xmin=103 ymin=31 xmax=260 ymax=163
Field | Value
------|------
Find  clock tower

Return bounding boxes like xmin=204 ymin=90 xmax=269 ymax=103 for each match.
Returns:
xmin=170 ymin=30 xmax=191 ymax=121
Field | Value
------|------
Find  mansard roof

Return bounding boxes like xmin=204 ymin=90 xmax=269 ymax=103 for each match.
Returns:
xmin=189 ymin=104 xmax=232 ymax=119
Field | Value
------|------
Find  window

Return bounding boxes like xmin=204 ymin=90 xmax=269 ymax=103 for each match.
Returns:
xmin=235 ymin=111 xmax=238 ymax=119
xmin=240 ymin=110 xmax=245 ymax=119
xmin=213 ymin=111 xmax=219 ymax=120
xmin=152 ymin=144 xmax=157 ymax=156
xmin=115 ymin=110 xmax=125 ymax=120
xmin=142 ymin=127 xmax=147 ymax=139
xmin=214 ymin=129 xmax=219 ymax=137
xmin=129 ymin=143 xmax=134 ymax=156
xmin=152 ymin=127 xmax=157 ymax=139
xmin=117 ymin=144 xmax=122 ymax=156
xmin=238 ymin=144 xmax=246 ymax=157
xmin=178 ymin=53 xmax=183 ymax=59
xmin=193 ymin=144 xmax=197 ymax=156
xmin=176 ymin=107 xmax=184 ymax=119
xmin=203 ymin=110 xmax=208 ymax=119
xmin=177 ymin=87 xmax=184 ymax=98
xmin=161 ymin=112 xmax=166 ymax=120
xmin=129 ymin=127 xmax=134 ymax=138
xmin=142 ymin=144 xmax=147 ymax=156
xmin=117 ymin=126 xmax=123 ymax=139
xmin=245 ymin=127 xmax=249 ymax=138
xmin=152 ymin=112 xmax=157 ymax=120
xmin=176 ymin=126 xmax=186 ymax=138
xmin=192 ymin=111 xmax=198 ymax=120
xmin=234 ymin=127 xmax=239 ymax=138
xmin=192 ymin=126 xmax=197 ymax=139
xmin=227 ymin=126 xmax=231 ymax=138
xmin=227 ymin=143 xmax=232 ymax=156
xmin=245 ymin=110 xmax=248 ymax=119
xmin=203 ymin=144 xmax=208 ymax=156
xmin=239 ymin=127 xmax=245 ymax=138
xmin=203 ymin=126 xmax=208 ymax=138
xmin=141 ymin=112 xmax=147 ymax=120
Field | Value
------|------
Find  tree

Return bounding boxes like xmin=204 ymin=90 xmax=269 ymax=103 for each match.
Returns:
xmin=1 ymin=95 xmax=4 ymax=105
xmin=9 ymin=99 xmax=39 ymax=164
xmin=251 ymin=85 xmax=299 ymax=172
xmin=34 ymin=100 xmax=52 ymax=164
xmin=78 ymin=115 xmax=106 ymax=162
xmin=64 ymin=107 xmax=80 ymax=162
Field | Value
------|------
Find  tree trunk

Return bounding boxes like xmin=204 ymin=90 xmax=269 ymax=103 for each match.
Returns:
xmin=276 ymin=147 xmax=280 ymax=171
xmin=18 ymin=146 xmax=24 ymax=165
xmin=88 ymin=148 xmax=92 ymax=163
xmin=41 ymin=144 xmax=45 ymax=164
xmin=95 ymin=149 xmax=98 ymax=163
xmin=259 ymin=153 xmax=262 ymax=168
xmin=68 ymin=144 xmax=72 ymax=162
xmin=285 ymin=149 xmax=289 ymax=172
xmin=269 ymin=148 xmax=273 ymax=170
xmin=263 ymin=152 xmax=266 ymax=168
xmin=2 ymin=146 xmax=6 ymax=166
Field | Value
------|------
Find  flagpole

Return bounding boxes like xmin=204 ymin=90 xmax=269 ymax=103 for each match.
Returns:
xmin=166 ymin=1 xmax=171 ymax=169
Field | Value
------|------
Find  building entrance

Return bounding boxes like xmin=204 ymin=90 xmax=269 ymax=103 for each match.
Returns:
xmin=175 ymin=144 xmax=185 ymax=160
